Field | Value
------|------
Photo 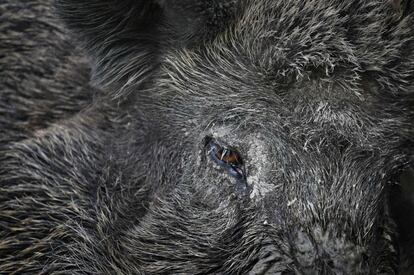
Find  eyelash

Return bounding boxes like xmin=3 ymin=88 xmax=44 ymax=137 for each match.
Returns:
xmin=206 ymin=138 xmax=246 ymax=180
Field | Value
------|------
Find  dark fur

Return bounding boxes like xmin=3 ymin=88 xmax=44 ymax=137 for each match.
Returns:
xmin=1 ymin=0 xmax=414 ymax=274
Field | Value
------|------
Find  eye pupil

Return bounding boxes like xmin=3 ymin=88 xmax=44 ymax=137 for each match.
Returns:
xmin=221 ymin=150 xmax=239 ymax=165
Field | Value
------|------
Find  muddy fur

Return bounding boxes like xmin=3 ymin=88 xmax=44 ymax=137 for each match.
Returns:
xmin=1 ymin=0 xmax=414 ymax=274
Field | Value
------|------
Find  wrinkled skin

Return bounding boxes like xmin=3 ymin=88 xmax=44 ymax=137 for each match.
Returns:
xmin=1 ymin=0 xmax=414 ymax=274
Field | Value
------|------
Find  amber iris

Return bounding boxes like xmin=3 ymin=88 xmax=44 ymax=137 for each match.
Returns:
xmin=213 ymin=143 xmax=242 ymax=166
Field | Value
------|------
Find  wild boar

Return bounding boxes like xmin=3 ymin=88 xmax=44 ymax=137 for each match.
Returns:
xmin=1 ymin=0 xmax=413 ymax=274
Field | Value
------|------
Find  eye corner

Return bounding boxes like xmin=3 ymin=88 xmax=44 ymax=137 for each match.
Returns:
xmin=203 ymin=135 xmax=214 ymax=146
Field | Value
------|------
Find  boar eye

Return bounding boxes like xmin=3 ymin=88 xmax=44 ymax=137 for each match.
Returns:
xmin=206 ymin=138 xmax=245 ymax=179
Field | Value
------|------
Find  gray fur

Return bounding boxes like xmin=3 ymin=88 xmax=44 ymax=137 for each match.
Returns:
xmin=1 ymin=0 xmax=414 ymax=274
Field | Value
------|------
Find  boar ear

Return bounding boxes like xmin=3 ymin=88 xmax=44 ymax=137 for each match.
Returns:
xmin=54 ymin=0 xmax=236 ymax=91
xmin=159 ymin=0 xmax=237 ymax=44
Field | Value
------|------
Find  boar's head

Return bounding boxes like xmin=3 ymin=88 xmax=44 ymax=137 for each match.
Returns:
xmin=51 ymin=0 xmax=414 ymax=274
